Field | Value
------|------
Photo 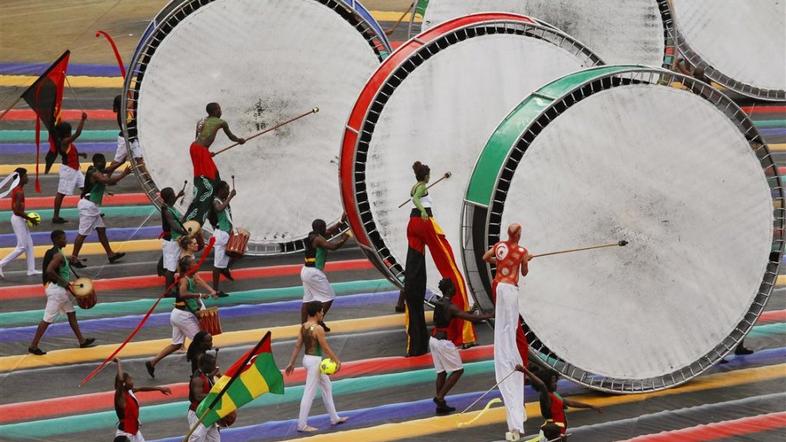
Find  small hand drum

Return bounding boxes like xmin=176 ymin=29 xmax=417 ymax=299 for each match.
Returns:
xmin=72 ymin=277 xmax=97 ymax=309
xmin=226 ymin=228 xmax=250 ymax=258
xmin=183 ymin=220 xmax=201 ymax=237
xmin=197 ymin=307 xmax=222 ymax=336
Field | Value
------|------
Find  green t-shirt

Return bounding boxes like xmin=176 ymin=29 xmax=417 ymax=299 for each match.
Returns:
xmin=214 ymin=200 xmax=232 ymax=232
xmin=86 ymin=166 xmax=106 ymax=206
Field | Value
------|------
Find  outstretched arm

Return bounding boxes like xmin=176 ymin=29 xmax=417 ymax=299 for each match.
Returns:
xmin=90 ymin=168 xmax=131 ymax=186
xmin=194 ymin=274 xmax=217 ymax=297
xmin=449 ymin=304 xmax=493 ymax=323
xmin=313 ymin=233 xmax=349 ymax=251
xmin=564 ymin=397 xmax=601 ymax=412
xmin=133 ymin=386 xmax=172 ymax=395
xmin=221 ymin=121 xmax=245 ymax=144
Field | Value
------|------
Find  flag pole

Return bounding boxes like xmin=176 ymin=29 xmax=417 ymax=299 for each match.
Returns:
xmin=183 ymin=331 xmax=271 ymax=441
xmin=64 ymin=76 xmax=87 ymax=111
xmin=0 ymin=95 xmax=24 ymax=122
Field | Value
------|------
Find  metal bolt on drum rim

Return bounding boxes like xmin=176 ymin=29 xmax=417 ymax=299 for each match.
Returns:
xmin=122 ymin=0 xmax=391 ymax=256
xmin=462 ymin=65 xmax=784 ymax=393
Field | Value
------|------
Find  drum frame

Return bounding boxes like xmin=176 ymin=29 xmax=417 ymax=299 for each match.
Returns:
xmin=461 ymin=65 xmax=785 ymax=392
xmin=121 ymin=0 xmax=392 ymax=255
xmin=339 ymin=13 xmax=603 ymax=289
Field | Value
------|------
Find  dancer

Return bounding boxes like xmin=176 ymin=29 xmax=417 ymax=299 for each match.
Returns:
xmin=285 ymin=301 xmax=348 ymax=433
xmin=114 ymin=357 xmax=171 ymax=442
xmin=0 ymin=168 xmax=41 ymax=278
xmin=179 ymin=235 xmax=200 ymax=259
xmin=160 ymin=187 xmax=188 ymax=291
xmin=430 ymin=278 xmax=493 ymax=414
xmin=483 ymin=223 xmax=532 ymax=441
xmin=110 ymin=95 xmax=144 ymax=169
xmin=404 ymin=160 xmax=476 ymax=356
xmin=146 ymin=255 xmax=217 ymax=377
xmin=188 ymin=353 xmax=220 ymax=442
xmin=28 ymin=230 xmax=95 ymax=355
xmin=52 ymin=113 xmax=88 ymax=224
xmin=301 ymin=219 xmax=350 ymax=332
xmin=184 ymin=102 xmax=244 ymax=225
xmin=210 ymin=181 xmax=235 ymax=296
xmin=186 ymin=331 xmax=214 ymax=374
xmin=69 ymin=153 xmax=131 ymax=268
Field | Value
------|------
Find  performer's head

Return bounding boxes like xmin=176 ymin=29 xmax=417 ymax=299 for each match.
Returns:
xmin=179 ymin=235 xmax=199 ymax=254
xmin=412 ymin=161 xmax=430 ymax=183
xmin=187 ymin=331 xmax=213 ymax=363
xmin=115 ymin=371 xmax=134 ymax=391
xmin=305 ymin=301 xmax=324 ymax=320
xmin=216 ymin=180 xmax=230 ymax=199
xmin=14 ymin=167 xmax=27 ymax=186
xmin=178 ymin=255 xmax=196 ymax=275
xmin=312 ymin=219 xmax=327 ymax=236
xmin=91 ymin=153 xmax=107 ymax=172
xmin=160 ymin=187 xmax=176 ymax=206
xmin=55 ymin=121 xmax=72 ymax=140
xmin=543 ymin=370 xmax=559 ymax=392
xmin=206 ymin=102 xmax=222 ymax=118
xmin=113 ymin=95 xmax=122 ymax=113
xmin=507 ymin=223 xmax=522 ymax=244
xmin=438 ymin=278 xmax=455 ymax=299
xmin=51 ymin=229 xmax=67 ymax=248
xmin=200 ymin=352 xmax=217 ymax=376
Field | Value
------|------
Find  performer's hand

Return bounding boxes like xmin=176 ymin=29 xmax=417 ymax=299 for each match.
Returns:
xmin=113 ymin=357 xmax=120 ymax=363
xmin=159 ymin=387 xmax=172 ymax=395
xmin=526 ymin=252 xmax=533 ymax=262
xmin=176 ymin=189 xmax=185 ymax=198
xmin=122 ymin=166 xmax=132 ymax=176
xmin=514 ymin=364 xmax=526 ymax=373
xmin=27 ymin=215 xmax=40 ymax=226
xmin=420 ymin=212 xmax=429 ymax=220
xmin=285 ymin=364 xmax=295 ymax=376
xmin=229 ymin=189 xmax=237 ymax=199
xmin=238 ymin=138 xmax=246 ymax=145
xmin=211 ymin=152 xmax=216 ymax=157
xmin=81 ymin=112 xmax=88 ymax=121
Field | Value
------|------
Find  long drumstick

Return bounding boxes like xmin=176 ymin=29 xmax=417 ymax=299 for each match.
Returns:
xmin=459 ymin=368 xmax=517 ymax=415
xmin=212 ymin=107 xmax=319 ymax=157
xmin=398 ymin=172 xmax=452 ymax=208
xmin=177 ymin=180 xmax=188 ymax=202
xmin=231 ymin=175 xmax=235 ymax=190
xmin=532 ymin=240 xmax=628 ymax=259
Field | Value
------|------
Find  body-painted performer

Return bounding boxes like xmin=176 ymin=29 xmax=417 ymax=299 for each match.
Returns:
xmin=210 ymin=181 xmax=235 ymax=296
xmin=28 ymin=230 xmax=95 ymax=355
xmin=184 ymin=103 xmax=244 ymax=225
xmin=160 ymin=187 xmax=188 ymax=291
xmin=110 ymin=95 xmax=143 ymax=169
xmin=286 ymin=301 xmax=348 ymax=433
xmin=404 ymin=161 xmax=476 ymax=357
xmin=430 ymin=278 xmax=493 ymax=414
xmin=114 ymin=357 xmax=171 ymax=442
xmin=301 ymin=219 xmax=350 ymax=332
xmin=69 ymin=153 xmax=131 ymax=268
xmin=52 ymin=114 xmax=88 ymax=224
xmin=482 ymin=223 xmax=532 ymax=440
xmin=188 ymin=353 xmax=220 ymax=442
xmin=146 ymin=255 xmax=217 ymax=377
xmin=0 ymin=168 xmax=40 ymax=278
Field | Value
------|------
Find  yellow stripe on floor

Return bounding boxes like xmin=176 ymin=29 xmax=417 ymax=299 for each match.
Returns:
xmin=292 ymin=362 xmax=786 ymax=442
xmin=0 ymin=162 xmax=128 ymax=175
xmin=0 ymin=312 xmax=432 ymax=372
xmin=767 ymin=143 xmax=786 ymax=152
xmin=0 ymin=239 xmax=161 ymax=259
xmin=0 ymin=75 xmax=123 ymax=89
xmin=371 ymin=10 xmax=422 ymax=23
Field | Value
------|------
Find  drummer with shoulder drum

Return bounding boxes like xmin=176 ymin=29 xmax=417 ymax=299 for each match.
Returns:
xmin=28 ymin=229 xmax=95 ymax=355
xmin=210 ymin=180 xmax=235 ymax=297
xmin=160 ymin=187 xmax=188 ymax=292
xmin=184 ymin=103 xmax=244 ymax=225
xmin=301 ymin=219 xmax=351 ymax=332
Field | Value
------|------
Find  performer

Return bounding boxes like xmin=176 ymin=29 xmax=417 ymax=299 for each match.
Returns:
xmin=184 ymin=102 xmax=244 ymax=225
xmin=113 ymin=357 xmax=171 ymax=442
xmin=109 ymin=95 xmax=144 ymax=169
xmin=0 ymin=168 xmax=41 ymax=278
xmin=404 ymin=161 xmax=476 ymax=356
xmin=179 ymin=235 xmax=200 ymax=259
xmin=146 ymin=255 xmax=217 ymax=377
xmin=28 ymin=230 xmax=95 ymax=355
xmin=186 ymin=331 xmax=214 ymax=375
xmin=482 ymin=223 xmax=532 ymax=440
xmin=430 ymin=278 xmax=493 ymax=414
xmin=69 ymin=153 xmax=131 ymax=267
xmin=52 ymin=113 xmax=88 ymax=224
xmin=301 ymin=219 xmax=350 ymax=332
xmin=188 ymin=353 xmax=220 ymax=442
xmin=160 ymin=187 xmax=188 ymax=291
xmin=210 ymin=181 xmax=235 ymax=296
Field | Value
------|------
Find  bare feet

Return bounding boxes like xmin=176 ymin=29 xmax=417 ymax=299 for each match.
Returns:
xmin=297 ymin=425 xmax=318 ymax=433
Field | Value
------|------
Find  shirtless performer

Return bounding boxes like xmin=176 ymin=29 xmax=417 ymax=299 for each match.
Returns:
xmin=482 ymin=223 xmax=532 ymax=441
xmin=184 ymin=103 xmax=244 ymax=225
xmin=285 ymin=301 xmax=348 ymax=433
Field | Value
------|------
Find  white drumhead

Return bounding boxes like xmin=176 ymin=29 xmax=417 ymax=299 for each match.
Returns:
xmin=504 ymin=85 xmax=773 ymax=379
xmin=135 ymin=0 xmax=384 ymax=252
xmin=671 ymin=0 xmax=785 ymax=97
xmin=365 ymin=28 xmax=600 ymax=294
xmin=421 ymin=0 xmax=667 ymax=65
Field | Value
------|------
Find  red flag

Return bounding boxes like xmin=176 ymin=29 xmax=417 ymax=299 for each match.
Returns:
xmin=20 ymin=50 xmax=70 ymax=193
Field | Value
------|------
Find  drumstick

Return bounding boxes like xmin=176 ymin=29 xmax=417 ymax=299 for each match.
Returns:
xmin=177 ymin=180 xmax=188 ymax=201
xmin=231 ymin=175 xmax=235 ymax=190
xmin=531 ymin=240 xmax=628 ymax=259
xmin=398 ymin=172 xmax=451 ymax=208
xmin=212 ymin=107 xmax=320 ymax=157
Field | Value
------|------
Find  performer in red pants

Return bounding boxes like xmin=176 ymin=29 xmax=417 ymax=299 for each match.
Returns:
xmin=404 ymin=161 xmax=476 ymax=356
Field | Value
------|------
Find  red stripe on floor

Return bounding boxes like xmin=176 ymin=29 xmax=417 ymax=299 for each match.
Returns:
xmin=0 ymin=345 xmax=493 ymax=423
xmin=626 ymin=410 xmax=786 ymax=441
xmin=0 ymin=259 xmax=375 ymax=300
xmin=0 ymin=193 xmax=149 ymax=210
xmin=759 ymin=310 xmax=786 ymax=323
xmin=3 ymin=109 xmax=115 ymax=121
xmin=742 ymin=105 xmax=786 ymax=114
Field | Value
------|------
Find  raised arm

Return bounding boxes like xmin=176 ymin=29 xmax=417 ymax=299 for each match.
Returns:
xmin=62 ymin=113 xmax=88 ymax=146
xmin=313 ymin=233 xmax=349 ymax=251
xmin=515 ymin=364 xmax=552 ymax=417
xmin=412 ymin=183 xmax=428 ymax=219
xmin=221 ymin=121 xmax=245 ymax=144
xmin=212 ymin=190 xmax=236 ymax=212
xmin=285 ymin=330 xmax=304 ymax=375
xmin=113 ymin=358 xmax=126 ymax=414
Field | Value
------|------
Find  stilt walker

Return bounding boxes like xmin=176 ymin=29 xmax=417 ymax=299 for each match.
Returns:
xmin=404 ymin=161 xmax=476 ymax=356
xmin=483 ymin=223 xmax=532 ymax=441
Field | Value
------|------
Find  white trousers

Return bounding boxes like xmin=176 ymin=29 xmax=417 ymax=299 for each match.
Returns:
xmin=115 ymin=429 xmax=145 ymax=442
xmin=301 ymin=266 xmax=336 ymax=303
xmin=212 ymin=229 xmax=230 ymax=269
xmin=0 ymin=214 xmax=35 ymax=271
xmin=494 ymin=282 xmax=525 ymax=433
xmin=187 ymin=409 xmax=220 ymax=442
xmin=298 ymin=354 xmax=339 ymax=429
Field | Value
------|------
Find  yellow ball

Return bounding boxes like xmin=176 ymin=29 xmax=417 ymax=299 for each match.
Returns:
xmin=26 ymin=212 xmax=41 ymax=228
xmin=319 ymin=358 xmax=338 ymax=375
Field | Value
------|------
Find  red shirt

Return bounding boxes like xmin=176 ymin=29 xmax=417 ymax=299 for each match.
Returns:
xmin=11 ymin=186 xmax=24 ymax=213
xmin=549 ymin=392 xmax=567 ymax=434
xmin=119 ymin=390 xmax=140 ymax=435
xmin=492 ymin=241 xmax=527 ymax=286
xmin=190 ymin=142 xmax=218 ymax=180
xmin=62 ymin=143 xmax=80 ymax=170
xmin=189 ymin=371 xmax=213 ymax=411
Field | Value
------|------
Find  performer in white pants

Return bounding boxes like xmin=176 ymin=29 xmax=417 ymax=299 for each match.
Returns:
xmin=210 ymin=181 xmax=235 ymax=296
xmin=110 ymin=95 xmax=144 ymax=169
xmin=301 ymin=219 xmax=350 ymax=331
xmin=483 ymin=224 xmax=532 ymax=441
xmin=0 ymin=168 xmax=40 ymax=277
xmin=52 ymin=115 xmax=87 ymax=224
xmin=286 ymin=301 xmax=347 ymax=433
xmin=188 ymin=353 xmax=220 ymax=442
